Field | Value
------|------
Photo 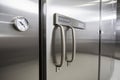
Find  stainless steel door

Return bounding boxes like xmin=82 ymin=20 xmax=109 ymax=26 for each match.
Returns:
xmin=0 ymin=0 xmax=39 ymax=66
xmin=100 ymin=0 xmax=117 ymax=80
xmin=116 ymin=0 xmax=120 ymax=59
xmin=46 ymin=0 xmax=100 ymax=80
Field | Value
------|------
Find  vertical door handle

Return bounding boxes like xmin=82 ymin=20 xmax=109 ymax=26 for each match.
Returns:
xmin=66 ymin=26 xmax=76 ymax=65
xmin=55 ymin=25 xmax=65 ymax=70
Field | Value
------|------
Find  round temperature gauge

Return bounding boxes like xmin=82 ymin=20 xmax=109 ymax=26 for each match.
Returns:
xmin=13 ymin=16 xmax=29 ymax=32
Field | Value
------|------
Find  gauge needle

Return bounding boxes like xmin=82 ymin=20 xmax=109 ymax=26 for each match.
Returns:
xmin=19 ymin=21 xmax=25 ymax=28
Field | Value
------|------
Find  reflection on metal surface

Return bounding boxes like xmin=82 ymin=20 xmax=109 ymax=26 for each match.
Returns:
xmin=49 ymin=5 xmax=116 ymax=22
xmin=0 ymin=21 xmax=13 ymax=24
xmin=75 ymin=3 xmax=95 ymax=7
xmin=0 ymin=13 xmax=15 ymax=17
xmin=48 ymin=6 xmax=99 ymax=22
xmin=102 ymin=14 xmax=116 ymax=20
xmin=0 ymin=0 xmax=38 ymax=14
xmin=106 ymin=0 xmax=117 ymax=4
xmin=0 ymin=34 xmax=23 ymax=37
xmin=74 ymin=0 xmax=116 ymax=7
xmin=110 ymin=60 xmax=120 ymax=80
xmin=92 ymin=0 xmax=110 ymax=3
xmin=43 ymin=3 xmax=47 ymax=16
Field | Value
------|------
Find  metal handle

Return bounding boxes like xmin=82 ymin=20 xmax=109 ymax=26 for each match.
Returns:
xmin=65 ymin=26 xmax=76 ymax=64
xmin=55 ymin=25 xmax=65 ymax=68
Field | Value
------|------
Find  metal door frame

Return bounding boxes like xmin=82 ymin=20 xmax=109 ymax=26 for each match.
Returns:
xmin=41 ymin=0 xmax=46 ymax=80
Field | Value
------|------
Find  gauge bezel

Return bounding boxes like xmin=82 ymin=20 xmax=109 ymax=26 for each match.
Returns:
xmin=12 ymin=16 xmax=30 ymax=32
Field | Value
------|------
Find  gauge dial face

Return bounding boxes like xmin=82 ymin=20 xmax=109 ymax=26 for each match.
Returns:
xmin=13 ymin=17 xmax=29 ymax=32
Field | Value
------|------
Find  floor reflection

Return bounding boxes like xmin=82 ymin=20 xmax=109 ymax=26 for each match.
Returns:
xmin=110 ymin=59 xmax=120 ymax=80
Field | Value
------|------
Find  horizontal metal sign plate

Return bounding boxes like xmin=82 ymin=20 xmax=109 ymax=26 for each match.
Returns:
xmin=54 ymin=13 xmax=85 ymax=29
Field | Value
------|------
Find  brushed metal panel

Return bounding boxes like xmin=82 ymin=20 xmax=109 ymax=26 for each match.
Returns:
xmin=0 ymin=0 xmax=39 ymax=66
xmin=100 ymin=0 xmax=117 ymax=80
xmin=115 ymin=0 xmax=120 ymax=59
xmin=46 ymin=0 xmax=99 ymax=80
